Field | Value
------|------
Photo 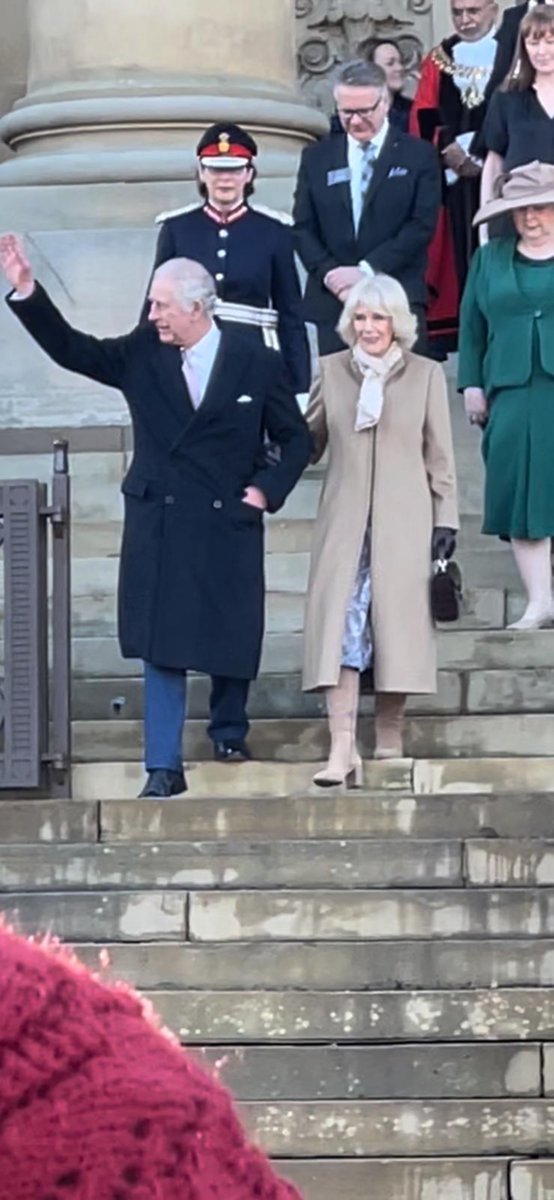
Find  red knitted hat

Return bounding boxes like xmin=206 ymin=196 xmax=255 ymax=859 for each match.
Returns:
xmin=0 ymin=925 xmax=302 ymax=1200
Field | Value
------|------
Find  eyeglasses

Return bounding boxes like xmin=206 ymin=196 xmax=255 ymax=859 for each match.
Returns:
xmin=337 ymin=98 xmax=384 ymax=121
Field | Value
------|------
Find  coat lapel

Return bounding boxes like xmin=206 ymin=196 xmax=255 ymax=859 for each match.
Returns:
xmin=325 ymin=133 xmax=355 ymax=236
xmin=151 ymin=341 xmax=195 ymax=428
xmin=169 ymin=330 xmax=249 ymax=455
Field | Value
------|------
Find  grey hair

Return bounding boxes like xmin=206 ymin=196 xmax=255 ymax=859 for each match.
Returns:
xmin=153 ymin=257 xmax=217 ymax=315
xmin=333 ymin=59 xmax=388 ymax=93
xmin=337 ymin=273 xmax=417 ymax=351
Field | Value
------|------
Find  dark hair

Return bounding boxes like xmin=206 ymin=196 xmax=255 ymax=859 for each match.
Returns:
xmin=506 ymin=7 xmax=554 ymax=91
xmin=196 ymin=165 xmax=257 ymax=201
xmin=333 ymin=59 xmax=388 ymax=92
xmin=363 ymin=37 xmax=403 ymax=63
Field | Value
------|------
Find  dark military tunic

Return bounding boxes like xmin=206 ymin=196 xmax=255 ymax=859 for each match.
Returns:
xmin=146 ymin=204 xmax=311 ymax=393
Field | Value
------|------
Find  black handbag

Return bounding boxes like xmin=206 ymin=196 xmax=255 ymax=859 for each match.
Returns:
xmin=430 ymin=558 xmax=463 ymax=623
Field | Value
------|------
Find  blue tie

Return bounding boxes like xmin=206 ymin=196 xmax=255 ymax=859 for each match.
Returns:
xmin=360 ymin=141 xmax=377 ymax=203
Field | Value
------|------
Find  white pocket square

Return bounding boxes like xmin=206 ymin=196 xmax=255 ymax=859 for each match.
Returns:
xmin=236 ymin=394 xmax=253 ymax=404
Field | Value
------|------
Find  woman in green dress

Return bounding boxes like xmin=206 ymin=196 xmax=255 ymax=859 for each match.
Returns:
xmin=458 ymin=161 xmax=554 ymax=630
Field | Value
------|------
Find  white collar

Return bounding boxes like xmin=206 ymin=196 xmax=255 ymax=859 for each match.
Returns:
xmin=452 ymin=28 xmax=498 ymax=68
xmin=182 ymin=320 xmax=219 ymax=361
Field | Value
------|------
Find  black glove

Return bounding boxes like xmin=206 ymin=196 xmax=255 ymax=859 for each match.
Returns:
xmin=432 ymin=526 xmax=456 ymax=562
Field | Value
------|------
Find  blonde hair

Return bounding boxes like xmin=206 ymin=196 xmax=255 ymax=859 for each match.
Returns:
xmin=337 ymin=273 xmax=417 ymax=350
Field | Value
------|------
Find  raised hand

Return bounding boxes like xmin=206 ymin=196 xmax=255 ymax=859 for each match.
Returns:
xmin=0 ymin=234 xmax=34 ymax=295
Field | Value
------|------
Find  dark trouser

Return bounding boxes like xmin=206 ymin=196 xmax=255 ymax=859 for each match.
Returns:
xmin=143 ymin=662 xmax=250 ymax=770
xmin=318 ymin=302 xmax=435 ymax=359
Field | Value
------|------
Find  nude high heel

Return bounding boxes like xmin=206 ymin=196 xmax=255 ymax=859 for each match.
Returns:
xmin=313 ymin=667 xmax=364 ymax=788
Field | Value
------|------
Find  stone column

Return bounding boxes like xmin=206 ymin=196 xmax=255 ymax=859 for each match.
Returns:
xmin=0 ymin=0 xmax=326 ymax=189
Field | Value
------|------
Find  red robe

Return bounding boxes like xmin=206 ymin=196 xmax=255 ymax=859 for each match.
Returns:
xmin=410 ymin=52 xmax=460 ymax=353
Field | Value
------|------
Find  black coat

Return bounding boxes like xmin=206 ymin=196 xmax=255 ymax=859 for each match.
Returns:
xmin=7 ymin=286 xmax=311 ymax=678
xmin=143 ymin=205 xmax=311 ymax=393
xmin=293 ymin=126 xmax=440 ymax=352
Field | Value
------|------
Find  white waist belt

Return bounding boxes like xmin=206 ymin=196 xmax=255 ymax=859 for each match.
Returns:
xmin=215 ymin=300 xmax=280 ymax=350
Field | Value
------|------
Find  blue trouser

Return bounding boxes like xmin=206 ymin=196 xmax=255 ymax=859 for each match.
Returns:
xmin=143 ymin=662 xmax=250 ymax=771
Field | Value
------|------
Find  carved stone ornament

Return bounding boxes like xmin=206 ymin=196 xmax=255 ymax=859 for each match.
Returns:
xmin=295 ymin=0 xmax=433 ymax=112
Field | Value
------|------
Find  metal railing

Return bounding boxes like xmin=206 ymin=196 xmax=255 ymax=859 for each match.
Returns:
xmin=0 ymin=441 xmax=71 ymax=796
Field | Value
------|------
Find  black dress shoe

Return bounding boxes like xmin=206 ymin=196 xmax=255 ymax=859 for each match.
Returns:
xmin=138 ymin=769 xmax=187 ymax=798
xmin=213 ymin=741 xmax=252 ymax=763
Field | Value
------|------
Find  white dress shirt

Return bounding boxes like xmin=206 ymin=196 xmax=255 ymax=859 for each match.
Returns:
xmin=348 ymin=119 xmax=390 ymax=234
xmin=181 ymin=321 xmax=221 ymax=409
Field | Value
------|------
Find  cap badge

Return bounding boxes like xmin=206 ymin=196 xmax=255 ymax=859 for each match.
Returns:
xmin=218 ymin=133 xmax=231 ymax=154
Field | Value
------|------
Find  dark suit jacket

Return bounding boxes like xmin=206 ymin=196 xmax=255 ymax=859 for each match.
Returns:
xmin=7 ymin=286 xmax=311 ymax=679
xmin=293 ymin=126 xmax=441 ymax=352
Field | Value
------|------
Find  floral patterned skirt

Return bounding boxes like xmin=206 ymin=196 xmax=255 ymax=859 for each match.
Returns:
xmin=341 ymin=528 xmax=373 ymax=672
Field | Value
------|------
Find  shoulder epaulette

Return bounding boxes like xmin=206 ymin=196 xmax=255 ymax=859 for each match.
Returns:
xmin=250 ymin=203 xmax=294 ymax=227
xmin=154 ymin=202 xmax=201 ymax=226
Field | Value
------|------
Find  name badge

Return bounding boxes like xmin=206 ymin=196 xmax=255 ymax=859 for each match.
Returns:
xmin=388 ymin=166 xmax=409 ymax=178
xmin=327 ymin=167 xmax=351 ymax=186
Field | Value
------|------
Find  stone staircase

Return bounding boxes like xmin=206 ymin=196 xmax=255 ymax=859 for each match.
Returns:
xmin=1 ymin=783 xmax=554 ymax=1199
xmin=2 ymin=405 xmax=554 ymax=1198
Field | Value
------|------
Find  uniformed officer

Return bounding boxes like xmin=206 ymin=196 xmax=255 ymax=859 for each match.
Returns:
xmin=143 ymin=123 xmax=311 ymax=399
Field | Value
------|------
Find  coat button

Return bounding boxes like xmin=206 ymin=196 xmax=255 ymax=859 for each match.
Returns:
xmin=534 ymin=309 xmax=543 ymax=318
xmin=213 ymin=499 xmax=223 ymax=509
xmin=165 ymin=495 xmax=175 ymax=505
xmin=217 ymin=249 xmax=227 ymax=258
xmin=215 ymin=272 xmax=224 ymax=281
xmin=219 ymin=229 xmax=229 ymax=239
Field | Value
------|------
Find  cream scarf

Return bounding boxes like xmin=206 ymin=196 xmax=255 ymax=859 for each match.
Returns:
xmin=351 ymin=342 xmax=403 ymax=432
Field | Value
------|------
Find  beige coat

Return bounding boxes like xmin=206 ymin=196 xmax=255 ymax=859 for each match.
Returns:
xmin=302 ymin=348 xmax=459 ymax=694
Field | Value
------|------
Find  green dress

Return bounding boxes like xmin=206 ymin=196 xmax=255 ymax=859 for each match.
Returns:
xmin=481 ymin=254 xmax=554 ymax=539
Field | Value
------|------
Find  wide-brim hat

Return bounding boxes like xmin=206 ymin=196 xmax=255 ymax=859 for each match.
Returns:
xmin=473 ymin=161 xmax=554 ymax=225
xmin=197 ymin=122 xmax=257 ymax=169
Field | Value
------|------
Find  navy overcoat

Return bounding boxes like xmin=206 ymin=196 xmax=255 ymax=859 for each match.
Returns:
xmin=7 ymin=285 xmax=312 ymax=678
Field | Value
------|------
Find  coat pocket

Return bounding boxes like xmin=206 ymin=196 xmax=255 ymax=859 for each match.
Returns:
xmin=121 ymin=474 xmax=150 ymax=499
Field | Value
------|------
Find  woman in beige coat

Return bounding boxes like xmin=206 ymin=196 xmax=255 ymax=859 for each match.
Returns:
xmin=304 ymin=274 xmax=459 ymax=785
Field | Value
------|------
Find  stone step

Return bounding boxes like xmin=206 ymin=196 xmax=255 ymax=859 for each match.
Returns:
xmin=74 ymin=759 xmax=411 ymax=799
xmin=192 ymin=1042 xmax=541 ymax=1100
xmin=75 ymin=937 xmax=554 ymax=991
xmin=1 ymin=792 xmax=551 ymax=847
xmin=273 ymin=1159 xmax=509 ymax=1200
xmin=511 ymin=1161 xmax=554 ymax=1200
xmin=69 ymin=667 xmax=554 ymax=720
xmin=0 ymin=800 xmax=99 ymax=844
xmin=2 ymin=889 xmax=553 ymax=945
xmin=466 ymin=840 xmax=554 ymax=887
xmin=70 ymin=713 xmax=554 ymax=760
xmin=238 ymin=1099 xmax=554 ymax=1158
xmin=4 ymin=839 xmax=554 ymax=892
xmin=85 ymin=985 xmax=554 ymax=1042
xmin=27 ymin=627 xmax=554 ymax=681
xmin=187 ymin=888 xmax=554 ymax=943
xmin=95 ymin=790 xmax=554 ymax=839
xmin=0 ymin=839 xmax=465 ymax=891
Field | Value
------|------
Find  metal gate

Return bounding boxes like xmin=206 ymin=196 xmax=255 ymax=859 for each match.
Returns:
xmin=0 ymin=441 xmax=71 ymax=796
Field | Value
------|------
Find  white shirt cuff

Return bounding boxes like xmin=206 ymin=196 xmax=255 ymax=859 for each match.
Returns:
xmin=357 ymin=260 xmax=374 ymax=277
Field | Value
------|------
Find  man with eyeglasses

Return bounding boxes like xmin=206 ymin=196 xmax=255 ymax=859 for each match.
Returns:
xmin=293 ymin=59 xmax=441 ymax=356
xmin=411 ymin=0 xmax=499 ymax=354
